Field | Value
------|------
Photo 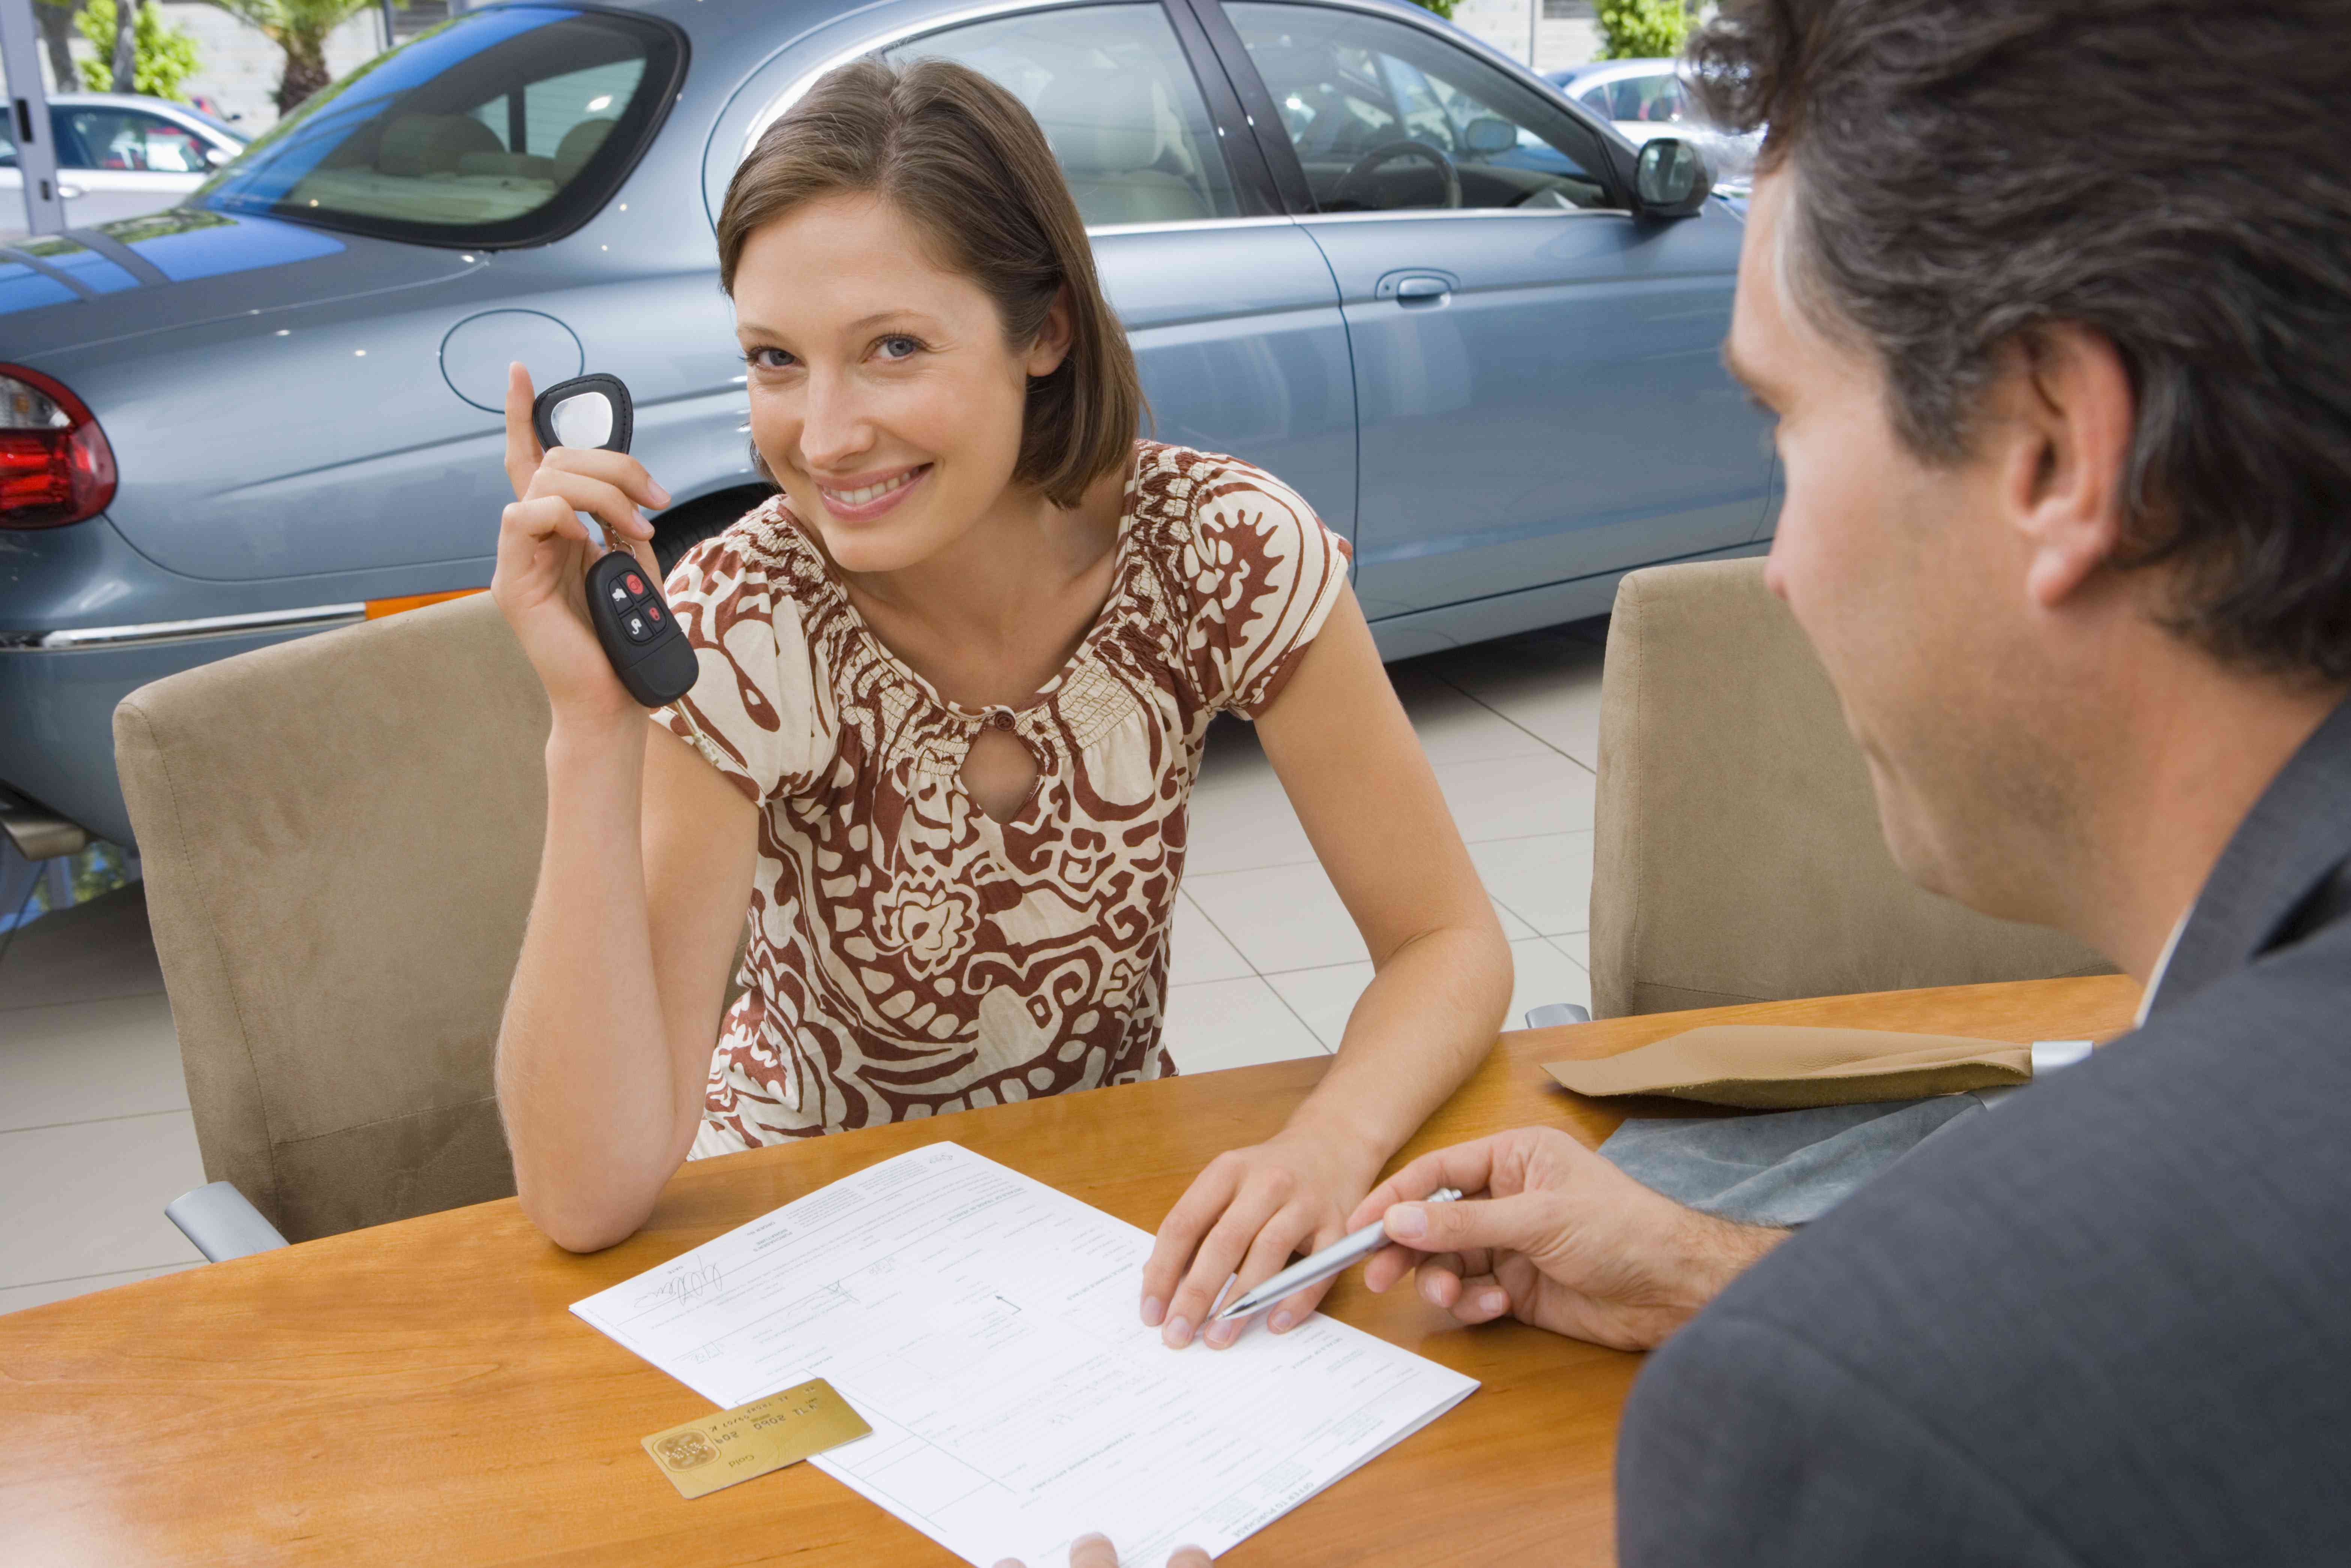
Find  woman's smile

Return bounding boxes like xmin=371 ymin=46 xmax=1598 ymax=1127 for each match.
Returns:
xmin=815 ymin=462 xmax=932 ymax=522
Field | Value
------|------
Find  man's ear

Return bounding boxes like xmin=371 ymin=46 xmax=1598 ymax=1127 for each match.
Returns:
xmin=2002 ymin=324 xmax=2135 ymax=609
xmin=1025 ymin=288 xmax=1075 ymax=379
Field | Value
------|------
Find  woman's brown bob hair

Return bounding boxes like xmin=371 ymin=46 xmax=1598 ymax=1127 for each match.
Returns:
xmin=716 ymin=59 xmax=1143 ymax=510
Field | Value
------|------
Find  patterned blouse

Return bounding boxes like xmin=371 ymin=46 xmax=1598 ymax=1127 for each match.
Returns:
xmin=656 ymin=441 xmax=1352 ymax=1155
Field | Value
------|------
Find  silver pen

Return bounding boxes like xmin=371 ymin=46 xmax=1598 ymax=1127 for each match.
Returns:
xmin=1211 ymin=1188 xmax=1464 ymax=1324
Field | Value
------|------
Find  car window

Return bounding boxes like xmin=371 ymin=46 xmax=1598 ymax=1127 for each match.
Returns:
xmin=1604 ymin=73 xmax=1690 ymax=124
xmin=195 ymin=5 xmax=681 ymax=248
xmin=886 ymin=4 xmax=1239 ymax=228
xmin=53 ymin=109 xmax=214 ymax=174
xmin=1225 ymin=3 xmax=1613 ymax=213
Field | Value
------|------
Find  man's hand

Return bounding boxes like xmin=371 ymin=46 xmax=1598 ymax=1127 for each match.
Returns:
xmin=1353 ymin=1126 xmax=1788 ymax=1352
xmin=994 ymin=1531 xmax=1209 ymax=1568
xmin=1140 ymin=1128 xmax=1383 ymax=1349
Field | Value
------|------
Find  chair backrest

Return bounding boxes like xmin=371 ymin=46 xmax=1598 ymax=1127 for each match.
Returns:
xmin=114 ymin=595 xmax=546 ymax=1242
xmin=1590 ymin=557 xmax=2114 ymax=1018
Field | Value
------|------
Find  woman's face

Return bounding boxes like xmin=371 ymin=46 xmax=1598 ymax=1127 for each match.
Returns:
xmin=732 ymin=192 xmax=1070 ymax=575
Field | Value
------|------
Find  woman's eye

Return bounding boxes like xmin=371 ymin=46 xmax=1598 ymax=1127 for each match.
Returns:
xmin=876 ymin=335 xmax=920 ymax=361
xmin=745 ymin=347 xmax=794 ymax=371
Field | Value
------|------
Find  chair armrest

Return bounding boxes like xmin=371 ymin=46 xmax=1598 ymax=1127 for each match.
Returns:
xmin=165 ymin=1181 xmax=291 ymax=1262
xmin=1523 ymin=1002 xmax=1592 ymax=1029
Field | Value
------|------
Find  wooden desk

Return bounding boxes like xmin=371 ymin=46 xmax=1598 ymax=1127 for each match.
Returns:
xmin=0 ymin=976 xmax=2138 ymax=1567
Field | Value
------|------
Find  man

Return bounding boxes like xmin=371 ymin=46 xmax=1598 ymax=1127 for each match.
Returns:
xmin=1033 ymin=1 xmax=2349 ymax=1561
xmin=1347 ymin=0 xmax=2351 ymax=1561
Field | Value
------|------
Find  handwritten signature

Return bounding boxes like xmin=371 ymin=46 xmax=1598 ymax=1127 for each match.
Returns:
xmin=636 ymin=1259 xmax=724 ymax=1311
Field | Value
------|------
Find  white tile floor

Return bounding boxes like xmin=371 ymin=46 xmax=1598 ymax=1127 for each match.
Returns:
xmin=0 ymin=621 xmax=1605 ymax=1315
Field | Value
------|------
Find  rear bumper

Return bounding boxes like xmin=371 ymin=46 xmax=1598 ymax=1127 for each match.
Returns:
xmin=0 ymin=621 xmax=326 ymax=845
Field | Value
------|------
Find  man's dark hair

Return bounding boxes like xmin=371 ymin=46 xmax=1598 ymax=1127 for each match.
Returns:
xmin=1691 ymin=1 xmax=2351 ymax=682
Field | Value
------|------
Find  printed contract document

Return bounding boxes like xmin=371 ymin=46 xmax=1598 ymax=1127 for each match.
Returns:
xmin=573 ymin=1142 xmax=1476 ymax=1564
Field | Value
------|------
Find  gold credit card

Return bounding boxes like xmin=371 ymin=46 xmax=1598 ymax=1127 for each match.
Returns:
xmin=641 ymin=1378 xmax=873 ymax=1500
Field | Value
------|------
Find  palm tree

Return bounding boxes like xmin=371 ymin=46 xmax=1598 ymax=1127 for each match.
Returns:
xmin=206 ymin=0 xmax=391 ymax=114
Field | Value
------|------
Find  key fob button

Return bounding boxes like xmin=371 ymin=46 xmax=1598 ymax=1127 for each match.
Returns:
xmin=624 ymin=572 xmax=647 ymax=598
xmin=624 ymin=612 xmax=652 ymax=644
xmin=606 ymin=580 xmax=630 ymax=609
xmin=646 ymin=602 xmax=664 ymax=626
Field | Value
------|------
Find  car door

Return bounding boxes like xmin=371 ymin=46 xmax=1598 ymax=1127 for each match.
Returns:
xmin=870 ymin=0 xmax=1358 ymax=536
xmin=1197 ymin=0 xmax=1769 ymax=621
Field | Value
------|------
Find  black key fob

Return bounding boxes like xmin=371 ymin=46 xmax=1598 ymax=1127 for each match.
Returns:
xmin=530 ymin=373 xmax=697 ymax=709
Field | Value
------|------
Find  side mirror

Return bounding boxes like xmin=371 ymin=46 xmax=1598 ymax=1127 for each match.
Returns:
xmin=1632 ymin=136 xmax=1712 ymax=218
xmin=203 ymin=145 xmax=231 ymax=169
xmin=1462 ymin=117 xmax=1517 ymax=157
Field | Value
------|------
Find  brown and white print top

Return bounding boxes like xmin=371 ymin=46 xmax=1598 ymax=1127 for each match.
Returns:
xmin=656 ymin=441 xmax=1352 ymax=1155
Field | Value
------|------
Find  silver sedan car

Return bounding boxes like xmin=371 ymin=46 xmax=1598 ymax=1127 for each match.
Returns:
xmin=0 ymin=0 xmax=1769 ymax=847
xmin=0 ymin=91 xmax=249 ymax=234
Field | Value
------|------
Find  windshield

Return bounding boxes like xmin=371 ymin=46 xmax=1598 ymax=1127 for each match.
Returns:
xmin=195 ymin=6 xmax=684 ymax=248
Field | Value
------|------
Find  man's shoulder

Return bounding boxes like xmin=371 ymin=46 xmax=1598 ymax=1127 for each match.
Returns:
xmin=1623 ymin=920 xmax=2351 ymax=1567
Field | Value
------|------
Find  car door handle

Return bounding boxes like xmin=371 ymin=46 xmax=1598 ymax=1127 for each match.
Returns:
xmin=1374 ymin=268 xmax=1459 ymax=306
xmin=57 ymin=181 xmax=86 ymax=199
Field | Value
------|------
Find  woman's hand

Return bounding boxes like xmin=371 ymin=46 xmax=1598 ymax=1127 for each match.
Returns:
xmin=490 ymin=361 xmax=672 ymax=722
xmin=1140 ymin=1126 xmax=1383 ymax=1348
xmin=1353 ymin=1126 xmax=1789 ymax=1352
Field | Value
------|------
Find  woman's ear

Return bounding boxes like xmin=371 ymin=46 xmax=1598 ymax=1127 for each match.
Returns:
xmin=1026 ymin=286 xmax=1076 ymax=379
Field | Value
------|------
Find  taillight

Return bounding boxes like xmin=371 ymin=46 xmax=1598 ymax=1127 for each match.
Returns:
xmin=0 ymin=364 xmax=118 ymax=529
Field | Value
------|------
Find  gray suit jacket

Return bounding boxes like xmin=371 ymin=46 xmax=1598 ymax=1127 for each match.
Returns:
xmin=1617 ymin=699 xmax=2351 ymax=1567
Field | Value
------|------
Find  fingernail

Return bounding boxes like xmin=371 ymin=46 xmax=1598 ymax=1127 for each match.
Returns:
xmin=1073 ymin=1535 xmax=1109 ymax=1550
xmin=650 ymin=483 xmax=671 ymax=508
xmin=1140 ymin=1296 xmax=1164 ymax=1328
xmin=1269 ymin=1309 xmax=1294 ymax=1333
xmin=1164 ymin=1315 xmax=1191 ymax=1348
xmin=993 ymin=1560 xmax=1023 ymax=1568
xmin=1481 ymin=1289 xmax=1509 ymax=1315
xmin=1388 ymin=1204 xmax=1427 ymax=1239
xmin=1421 ymin=1274 xmax=1446 ymax=1306
xmin=1205 ymin=1319 xmax=1235 ymax=1348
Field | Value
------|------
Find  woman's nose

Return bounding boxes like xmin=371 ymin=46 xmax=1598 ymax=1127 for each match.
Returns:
xmin=797 ymin=372 xmax=872 ymax=471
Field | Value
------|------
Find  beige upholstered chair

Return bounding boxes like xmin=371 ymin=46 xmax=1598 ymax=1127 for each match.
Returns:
xmin=116 ymin=595 xmax=546 ymax=1243
xmin=1589 ymin=557 xmax=2113 ymax=1018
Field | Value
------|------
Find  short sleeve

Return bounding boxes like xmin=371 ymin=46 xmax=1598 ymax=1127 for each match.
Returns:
xmin=651 ymin=522 xmax=832 ymax=806
xmin=1177 ymin=457 xmax=1354 ymax=718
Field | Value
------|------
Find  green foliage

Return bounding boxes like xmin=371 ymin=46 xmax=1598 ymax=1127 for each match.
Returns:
xmin=206 ymin=0 xmax=392 ymax=112
xmin=1405 ymin=0 xmax=1457 ymax=19
xmin=75 ymin=0 xmax=203 ymax=99
xmin=1596 ymin=0 xmax=1691 ymax=60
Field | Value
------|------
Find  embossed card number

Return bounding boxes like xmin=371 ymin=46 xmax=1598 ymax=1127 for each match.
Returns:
xmin=640 ymin=1377 xmax=873 ymax=1500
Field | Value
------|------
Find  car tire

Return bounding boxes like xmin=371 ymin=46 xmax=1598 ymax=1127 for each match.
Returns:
xmin=652 ymin=485 xmax=776 ymax=574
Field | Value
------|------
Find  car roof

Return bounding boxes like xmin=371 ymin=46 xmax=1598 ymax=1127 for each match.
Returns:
xmin=45 ymin=91 xmax=246 ymax=139
xmin=1550 ymin=57 xmax=1680 ymax=91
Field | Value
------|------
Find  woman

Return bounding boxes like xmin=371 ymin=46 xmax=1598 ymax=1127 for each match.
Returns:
xmin=491 ymin=58 xmax=1509 ymax=1351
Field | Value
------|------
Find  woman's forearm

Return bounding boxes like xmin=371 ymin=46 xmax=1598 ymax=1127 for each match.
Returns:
xmin=1284 ymin=921 xmax=1512 ymax=1171
xmin=497 ymin=714 xmax=683 ymax=1250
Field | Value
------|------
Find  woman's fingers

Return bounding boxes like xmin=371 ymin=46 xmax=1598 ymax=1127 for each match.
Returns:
xmin=533 ymin=442 xmax=671 ymax=511
xmin=1159 ymin=1180 xmax=1287 ymax=1349
xmin=1200 ymin=1206 xmax=1324 ymax=1348
xmin=1141 ymin=1158 xmax=1241 ymax=1329
xmin=524 ymin=467 xmax=656 ymax=546
xmin=503 ymin=362 xmax=542 ymax=501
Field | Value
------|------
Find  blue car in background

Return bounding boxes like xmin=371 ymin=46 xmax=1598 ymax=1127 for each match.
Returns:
xmin=0 ymin=0 xmax=1771 ymax=847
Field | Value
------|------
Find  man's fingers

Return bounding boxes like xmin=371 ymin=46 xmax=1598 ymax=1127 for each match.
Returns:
xmin=503 ymin=361 xmax=542 ymax=501
xmin=1069 ymin=1532 xmax=1118 ymax=1568
xmin=1384 ymin=1189 xmax=1557 ymax=1260
xmin=1346 ymin=1135 xmax=1510 ymax=1231
xmin=1168 ymin=1548 xmax=1212 ymax=1568
xmin=1444 ymin=1268 xmax=1515 ymax=1325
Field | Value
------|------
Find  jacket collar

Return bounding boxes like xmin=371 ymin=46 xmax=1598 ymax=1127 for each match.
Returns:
xmin=2147 ymin=696 xmax=2351 ymax=1017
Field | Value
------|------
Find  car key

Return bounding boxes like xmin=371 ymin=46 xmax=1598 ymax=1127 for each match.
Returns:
xmin=530 ymin=373 xmax=698 ymax=708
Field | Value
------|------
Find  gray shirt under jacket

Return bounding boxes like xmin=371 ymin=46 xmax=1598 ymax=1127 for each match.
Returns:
xmin=1616 ymin=698 xmax=2351 ymax=1567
